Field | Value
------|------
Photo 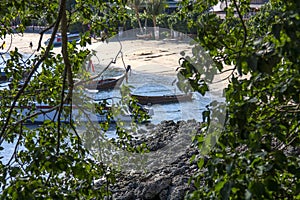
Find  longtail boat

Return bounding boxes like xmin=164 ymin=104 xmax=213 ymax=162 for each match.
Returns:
xmin=0 ymin=71 xmax=7 ymax=82
xmin=136 ymin=33 xmax=152 ymax=39
xmin=84 ymin=65 xmax=131 ymax=91
xmin=130 ymin=93 xmax=193 ymax=105
xmin=44 ymin=33 xmax=80 ymax=47
xmin=0 ymin=98 xmax=153 ymax=124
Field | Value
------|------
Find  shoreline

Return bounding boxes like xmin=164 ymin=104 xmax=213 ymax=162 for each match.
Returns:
xmin=1 ymin=32 xmax=229 ymax=97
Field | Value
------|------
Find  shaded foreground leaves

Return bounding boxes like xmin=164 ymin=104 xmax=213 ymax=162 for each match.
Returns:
xmin=0 ymin=0 xmax=128 ymax=199
xmin=176 ymin=0 xmax=300 ymax=199
xmin=0 ymin=0 xmax=299 ymax=199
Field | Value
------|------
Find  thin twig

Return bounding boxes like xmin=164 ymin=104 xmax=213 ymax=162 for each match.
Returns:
xmin=74 ymin=38 xmax=125 ymax=87
xmin=233 ymin=0 xmax=247 ymax=49
xmin=0 ymin=105 xmax=61 ymax=145
xmin=72 ymin=101 xmax=108 ymax=141
xmin=0 ymin=0 xmax=63 ymax=145
xmin=218 ymin=67 xmax=236 ymax=74
xmin=232 ymin=0 xmax=248 ymax=75
xmin=68 ymin=120 xmax=82 ymax=149
xmin=37 ymin=23 xmax=55 ymax=52
xmin=7 ymin=129 xmax=23 ymax=166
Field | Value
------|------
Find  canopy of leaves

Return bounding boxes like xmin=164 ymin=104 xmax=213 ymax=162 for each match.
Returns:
xmin=145 ymin=0 xmax=166 ymax=27
xmin=0 ymin=0 xmax=129 ymax=199
xmin=177 ymin=0 xmax=300 ymax=199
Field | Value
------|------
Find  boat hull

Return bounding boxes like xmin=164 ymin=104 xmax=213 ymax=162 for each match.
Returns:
xmin=84 ymin=78 xmax=123 ymax=91
xmin=130 ymin=93 xmax=193 ymax=105
xmin=13 ymin=105 xmax=130 ymax=124
xmin=84 ymin=65 xmax=130 ymax=91
xmin=0 ymin=72 xmax=7 ymax=82
xmin=44 ymin=33 xmax=80 ymax=47
xmin=2 ymin=101 xmax=152 ymax=124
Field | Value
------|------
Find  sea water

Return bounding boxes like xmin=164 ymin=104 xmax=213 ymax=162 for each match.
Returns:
xmin=0 ymin=65 xmax=216 ymax=165
xmin=86 ymin=68 xmax=213 ymax=124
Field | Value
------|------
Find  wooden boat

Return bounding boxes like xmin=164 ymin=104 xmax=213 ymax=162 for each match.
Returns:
xmin=0 ymin=63 xmax=8 ymax=82
xmin=1 ymin=98 xmax=153 ymax=124
xmin=130 ymin=93 xmax=193 ymax=105
xmin=136 ymin=33 xmax=153 ymax=39
xmin=84 ymin=65 xmax=131 ymax=91
xmin=0 ymin=71 xmax=7 ymax=82
xmin=44 ymin=33 xmax=80 ymax=47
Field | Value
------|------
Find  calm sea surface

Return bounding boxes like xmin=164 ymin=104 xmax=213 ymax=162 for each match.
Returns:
xmin=0 ymin=59 xmax=218 ymax=165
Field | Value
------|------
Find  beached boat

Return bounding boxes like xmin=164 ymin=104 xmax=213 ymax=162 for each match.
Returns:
xmin=136 ymin=33 xmax=153 ymax=39
xmin=84 ymin=65 xmax=131 ymax=91
xmin=44 ymin=33 xmax=80 ymax=46
xmin=0 ymin=71 xmax=7 ymax=82
xmin=130 ymin=93 xmax=193 ymax=105
xmin=1 ymin=98 xmax=153 ymax=124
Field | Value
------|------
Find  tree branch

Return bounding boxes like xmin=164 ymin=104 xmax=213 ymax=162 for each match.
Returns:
xmin=74 ymin=38 xmax=125 ymax=87
xmin=232 ymin=0 xmax=248 ymax=76
xmin=0 ymin=0 xmax=64 ymax=145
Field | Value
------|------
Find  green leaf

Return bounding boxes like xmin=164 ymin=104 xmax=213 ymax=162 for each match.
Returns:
xmin=215 ymin=180 xmax=226 ymax=192
xmin=197 ymin=157 xmax=205 ymax=169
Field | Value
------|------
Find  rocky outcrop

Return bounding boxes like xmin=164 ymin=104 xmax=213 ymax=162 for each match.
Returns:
xmin=109 ymin=120 xmax=202 ymax=200
xmin=101 ymin=119 xmax=300 ymax=200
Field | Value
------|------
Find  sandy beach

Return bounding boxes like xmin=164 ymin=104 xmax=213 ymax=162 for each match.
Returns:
xmin=1 ymin=33 xmax=51 ymax=54
xmin=1 ymin=32 xmax=231 ymax=97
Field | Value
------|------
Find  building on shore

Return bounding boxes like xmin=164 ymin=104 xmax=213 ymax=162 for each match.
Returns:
xmin=212 ymin=0 xmax=269 ymax=19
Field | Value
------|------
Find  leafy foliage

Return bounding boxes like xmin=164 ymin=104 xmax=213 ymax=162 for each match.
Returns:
xmin=145 ymin=0 xmax=166 ymax=27
xmin=177 ymin=0 xmax=300 ymax=199
xmin=1 ymin=0 xmax=300 ymax=199
xmin=0 ymin=0 xmax=130 ymax=199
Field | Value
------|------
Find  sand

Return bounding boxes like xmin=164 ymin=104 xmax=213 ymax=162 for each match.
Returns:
xmin=1 ymin=33 xmax=51 ymax=54
xmin=1 ymin=32 xmax=231 ymax=97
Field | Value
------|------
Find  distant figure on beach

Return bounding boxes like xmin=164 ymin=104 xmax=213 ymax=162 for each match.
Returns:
xmin=29 ymin=41 xmax=33 ymax=49
xmin=1 ymin=41 xmax=6 ymax=50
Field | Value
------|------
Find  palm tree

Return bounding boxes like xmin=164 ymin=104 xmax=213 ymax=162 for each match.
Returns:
xmin=145 ymin=0 xmax=166 ymax=39
xmin=146 ymin=0 xmax=165 ymax=28
xmin=128 ymin=0 xmax=144 ymax=33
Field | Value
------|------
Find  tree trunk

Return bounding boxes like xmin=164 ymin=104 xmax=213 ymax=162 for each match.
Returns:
xmin=153 ymin=15 xmax=156 ymax=28
xmin=135 ymin=6 xmax=144 ymax=34
xmin=153 ymin=16 xmax=159 ymax=39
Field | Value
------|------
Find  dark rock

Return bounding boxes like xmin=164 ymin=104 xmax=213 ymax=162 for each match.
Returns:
xmin=172 ymin=176 xmax=189 ymax=186
xmin=168 ymin=185 xmax=190 ymax=200
xmin=159 ymin=189 xmax=169 ymax=200
xmin=142 ymin=177 xmax=171 ymax=199
xmin=104 ymin=120 xmax=203 ymax=200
